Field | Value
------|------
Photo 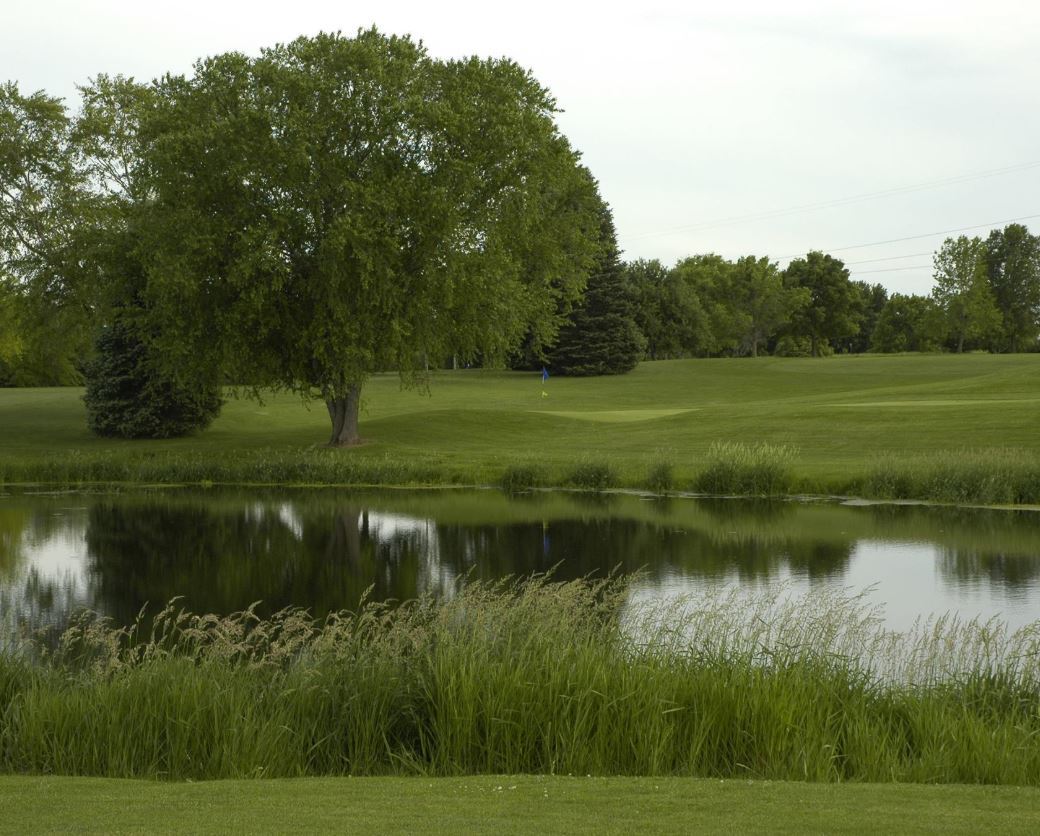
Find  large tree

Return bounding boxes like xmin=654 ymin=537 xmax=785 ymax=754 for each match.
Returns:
xmin=73 ymin=75 xmax=226 ymax=437
xmin=728 ymin=255 xmax=808 ymax=357
xmin=671 ymin=254 xmax=731 ymax=355
xmin=847 ymin=281 xmax=888 ymax=354
xmin=627 ymin=259 xmax=706 ymax=360
xmin=870 ymin=293 xmax=945 ymax=353
xmin=931 ymin=235 xmax=1001 ymax=353
xmin=782 ymin=251 xmax=862 ymax=357
xmin=137 ymin=30 xmax=601 ymax=445
xmin=984 ymin=224 xmax=1040 ymax=352
xmin=0 ymin=82 xmax=94 ymax=384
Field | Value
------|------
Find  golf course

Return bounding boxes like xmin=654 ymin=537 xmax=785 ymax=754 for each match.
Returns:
xmin=3 ymin=353 xmax=1039 ymax=503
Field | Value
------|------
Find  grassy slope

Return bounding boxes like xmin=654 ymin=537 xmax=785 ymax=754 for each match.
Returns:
xmin=2 ymin=354 xmax=1039 ymax=488
xmin=2 ymin=776 xmax=1038 ymax=835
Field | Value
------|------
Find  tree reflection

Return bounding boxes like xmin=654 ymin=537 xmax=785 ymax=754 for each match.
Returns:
xmin=2 ymin=489 xmax=1038 ymax=636
xmin=938 ymin=547 xmax=1040 ymax=589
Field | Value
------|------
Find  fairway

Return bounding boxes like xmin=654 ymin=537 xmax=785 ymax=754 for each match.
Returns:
xmin=2 ymin=353 xmax=1039 ymax=491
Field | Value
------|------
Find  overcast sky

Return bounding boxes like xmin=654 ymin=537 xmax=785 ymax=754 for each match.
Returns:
xmin=4 ymin=0 xmax=1039 ymax=294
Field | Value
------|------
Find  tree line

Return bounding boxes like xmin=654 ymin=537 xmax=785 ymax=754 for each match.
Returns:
xmin=531 ymin=223 xmax=1040 ymax=375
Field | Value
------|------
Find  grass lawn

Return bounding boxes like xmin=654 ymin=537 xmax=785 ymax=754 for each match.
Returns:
xmin=2 ymin=353 xmax=1039 ymax=490
xmin=2 ymin=775 xmax=1039 ymax=835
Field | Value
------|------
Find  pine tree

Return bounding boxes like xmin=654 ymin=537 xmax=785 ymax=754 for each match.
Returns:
xmin=548 ymin=204 xmax=645 ymax=375
xmin=83 ymin=315 xmax=223 ymax=438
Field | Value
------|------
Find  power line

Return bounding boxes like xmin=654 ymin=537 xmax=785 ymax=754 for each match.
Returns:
xmin=845 ymin=251 xmax=933 ymax=265
xmin=624 ymin=160 xmax=1040 ymax=241
xmin=778 ymin=212 xmax=1040 ymax=260
xmin=852 ymin=264 xmax=933 ymax=275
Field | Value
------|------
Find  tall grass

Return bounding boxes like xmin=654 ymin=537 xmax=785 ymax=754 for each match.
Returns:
xmin=693 ymin=442 xmax=798 ymax=496
xmin=862 ymin=449 xmax=1040 ymax=505
xmin=5 ymin=442 xmax=1040 ymax=507
xmin=565 ymin=459 xmax=620 ymax=491
xmin=2 ymin=577 xmax=1038 ymax=783
xmin=0 ymin=449 xmax=479 ymax=489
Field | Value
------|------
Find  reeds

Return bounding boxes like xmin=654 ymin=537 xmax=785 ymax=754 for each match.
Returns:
xmin=863 ymin=449 xmax=1040 ymax=505
xmin=6 ymin=444 xmax=1040 ymax=507
xmin=2 ymin=577 xmax=1038 ymax=783
xmin=693 ymin=442 xmax=798 ymax=496
xmin=499 ymin=465 xmax=546 ymax=494
xmin=565 ymin=460 xmax=620 ymax=491
xmin=0 ymin=449 xmax=472 ymax=489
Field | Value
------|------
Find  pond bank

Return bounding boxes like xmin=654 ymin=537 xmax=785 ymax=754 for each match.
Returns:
xmin=4 ymin=442 xmax=1040 ymax=507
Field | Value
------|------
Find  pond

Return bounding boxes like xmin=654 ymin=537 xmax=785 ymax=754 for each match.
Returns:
xmin=2 ymin=487 xmax=1039 ymax=637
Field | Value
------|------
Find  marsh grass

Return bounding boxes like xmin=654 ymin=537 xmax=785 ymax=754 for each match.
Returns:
xmin=863 ymin=449 xmax=1040 ymax=505
xmin=693 ymin=442 xmax=798 ymax=496
xmin=0 ymin=449 xmax=472 ymax=489
xmin=565 ymin=460 xmax=620 ymax=491
xmin=2 ymin=577 xmax=1038 ymax=783
xmin=499 ymin=465 xmax=546 ymax=494
xmin=646 ymin=460 xmax=674 ymax=493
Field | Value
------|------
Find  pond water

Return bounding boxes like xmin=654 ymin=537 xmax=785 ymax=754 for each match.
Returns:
xmin=2 ymin=487 xmax=1039 ymax=637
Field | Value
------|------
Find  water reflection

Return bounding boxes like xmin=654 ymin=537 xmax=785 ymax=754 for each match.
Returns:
xmin=1 ymin=489 xmax=1039 ymax=635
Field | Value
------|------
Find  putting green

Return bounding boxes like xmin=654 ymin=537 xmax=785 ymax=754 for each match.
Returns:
xmin=534 ymin=408 xmax=697 ymax=423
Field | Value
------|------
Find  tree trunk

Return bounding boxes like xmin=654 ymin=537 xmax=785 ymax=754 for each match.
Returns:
xmin=957 ymin=333 xmax=964 ymax=353
xmin=810 ymin=334 xmax=819 ymax=357
xmin=326 ymin=384 xmax=362 ymax=446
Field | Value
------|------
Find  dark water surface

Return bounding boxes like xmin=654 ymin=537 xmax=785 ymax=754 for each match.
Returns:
xmin=2 ymin=487 xmax=1039 ymax=635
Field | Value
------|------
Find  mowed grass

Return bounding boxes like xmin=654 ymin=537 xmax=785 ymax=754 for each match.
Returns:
xmin=2 ymin=354 xmax=1039 ymax=494
xmin=3 ymin=775 xmax=1039 ymax=835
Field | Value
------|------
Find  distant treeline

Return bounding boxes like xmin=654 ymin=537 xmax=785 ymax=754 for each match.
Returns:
xmin=619 ymin=223 xmax=1040 ymax=362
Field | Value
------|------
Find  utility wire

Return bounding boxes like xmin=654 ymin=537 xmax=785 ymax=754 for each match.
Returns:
xmin=845 ymin=251 xmax=933 ymax=265
xmin=624 ymin=160 xmax=1040 ymax=241
xmin=852 ymin=264 xmax=933 ymax=275
xmin=778 ymin=212 xmax=1040 ymax=260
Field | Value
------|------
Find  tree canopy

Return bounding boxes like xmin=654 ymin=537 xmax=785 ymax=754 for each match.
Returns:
xmin=985 ymin=224 xmax=1040 ymax=353
xmin=783 ymin=251 xmax=862 ymax=357
xmin=0 ymin=82 xmax=94 ymax=384
xmin=932 ymin=236 xmax=1001 ymax=353
xmin=627 ymin=259 xmax=706 ymax=360
xmin=133 ymin=30 xmax=601 ymax=444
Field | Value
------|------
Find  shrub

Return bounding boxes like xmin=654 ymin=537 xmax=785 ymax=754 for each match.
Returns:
xmin=83 ymin=318 xmax=223 ymax=439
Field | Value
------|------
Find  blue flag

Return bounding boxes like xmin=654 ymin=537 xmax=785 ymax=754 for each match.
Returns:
xmin=541 ymin=367 xmax=549 ymax=383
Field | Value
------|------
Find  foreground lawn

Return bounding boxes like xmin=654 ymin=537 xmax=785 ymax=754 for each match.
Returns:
xmin=2 ymin=775 xmax=1038 ymax=835
xmin=2 ymin=354 xmax=1039 ymax=492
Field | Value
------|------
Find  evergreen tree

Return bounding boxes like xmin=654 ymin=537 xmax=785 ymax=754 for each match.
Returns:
xmin=548 ymin=203 xmax=645 ymax=375
xmin=83 ymin=315 xmax=223 ymax=439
